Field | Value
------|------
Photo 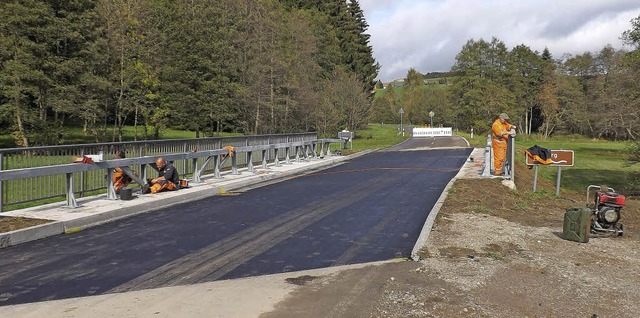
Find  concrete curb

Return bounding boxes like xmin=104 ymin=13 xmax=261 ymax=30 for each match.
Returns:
xmin=0 ymin=221 xmax=65 ymax=248
xmin=1 ymin=151 xmax=374 ymax=249
xmin=410 ymin=148 xmax=474 ymax=261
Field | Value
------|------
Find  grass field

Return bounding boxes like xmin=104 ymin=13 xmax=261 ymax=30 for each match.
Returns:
xmin=0 ymin=126 xmax=242 ymax=149
xmin=516 ymin=135 xmax=639 ymax=195
xmin=455 ymin=131 xmax=639 ymax=195
xmin=337 ymin=124 xmax=408 ymax=155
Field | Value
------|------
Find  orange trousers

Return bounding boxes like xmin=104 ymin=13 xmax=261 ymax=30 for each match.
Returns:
xmin=150 ymin=181 xmax=177 ymax=194
xmin=113 ymin=169 xmax=132 ymax=194
xmin=492 ymin=139 xmax=507 ymax=175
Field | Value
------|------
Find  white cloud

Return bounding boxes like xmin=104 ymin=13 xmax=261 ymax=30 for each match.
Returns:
xmin=359 ymin=0 xmax=640 ymax=80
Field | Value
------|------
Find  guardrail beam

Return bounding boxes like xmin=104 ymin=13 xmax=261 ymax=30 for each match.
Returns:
xmin=0 ymin=138 xmax=344 ymax=209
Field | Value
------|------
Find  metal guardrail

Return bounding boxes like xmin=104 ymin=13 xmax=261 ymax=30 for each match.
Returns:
xmin=0 ymin=133 xmax=317 ymax=211
xmin=481 ymin=133 xmax=515 ymax=180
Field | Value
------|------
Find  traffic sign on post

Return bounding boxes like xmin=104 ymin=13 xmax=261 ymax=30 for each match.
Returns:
xmin=525 ymin=150 xmax=574 ymax=166
xmin=526 ymin=149 xmax=574 ymax=196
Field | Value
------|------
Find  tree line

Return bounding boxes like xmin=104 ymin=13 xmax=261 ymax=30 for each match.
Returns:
xmin=373 ymin=16 xmax=640 ymax=141
xmin=0 ymin=0 xmax=378 ymax=147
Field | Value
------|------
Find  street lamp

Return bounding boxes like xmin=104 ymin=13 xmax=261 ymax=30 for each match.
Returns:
xmin=429 ymin=111 xmax=434 ymax=127
xmin=399 ymin=108 xmax=405 ymax=136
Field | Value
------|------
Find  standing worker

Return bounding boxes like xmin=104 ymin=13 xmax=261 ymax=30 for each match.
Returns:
xmin=492 ymin=113 xmax=516 ymax=176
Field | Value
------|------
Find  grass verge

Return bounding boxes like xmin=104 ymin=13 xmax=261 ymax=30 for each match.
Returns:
xmin=335 ymin=124 xmax=409 ymax=155
xmin=0 ymin=217 xmax=51 ymax=233
xmin=515 ymin=135 xmax=639 ymax=195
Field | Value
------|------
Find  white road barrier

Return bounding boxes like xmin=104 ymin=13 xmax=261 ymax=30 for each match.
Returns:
xmin=412 ymin=127 xmax=453 ymax=137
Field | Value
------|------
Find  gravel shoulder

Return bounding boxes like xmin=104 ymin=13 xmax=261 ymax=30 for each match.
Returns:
xmin=263 ymin=160 xmax=640 ymax=317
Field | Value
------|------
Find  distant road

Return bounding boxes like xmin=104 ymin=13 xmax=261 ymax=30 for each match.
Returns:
xmin=0 ymin=136 xmax=471 ymax=306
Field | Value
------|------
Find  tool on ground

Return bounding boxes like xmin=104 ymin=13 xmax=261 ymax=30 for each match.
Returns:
xmin=587 ymin=185 xmax=625 ymax=237
xmin=562 ymin=185 xmax=625 ymax=243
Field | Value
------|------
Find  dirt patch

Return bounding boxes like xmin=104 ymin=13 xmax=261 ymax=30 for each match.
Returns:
xmin=0 ymin=217 xmax=51 ymax=233
xmin=285 ymin=275 xmax=320 ymax=286
xmin=263 ymin=159 xmax=640 ymax=317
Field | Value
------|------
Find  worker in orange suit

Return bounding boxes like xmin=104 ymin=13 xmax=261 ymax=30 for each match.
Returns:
xmin=112 ymin=150 xmax=132 ymax=194
xmin=491 ymin=113 xmax=516 ymax=175
xmin=147 ymin=157 xmax=179 ymax=194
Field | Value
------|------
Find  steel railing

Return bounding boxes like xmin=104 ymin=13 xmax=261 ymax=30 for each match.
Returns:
xmin=0 ymin=133 xmax=318 ymax=211
xmin=482 ymin=133 xmax=515 ymax=180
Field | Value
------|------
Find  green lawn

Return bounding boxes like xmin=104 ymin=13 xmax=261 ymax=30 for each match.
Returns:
xmin=454 ymin=131 xmax=488 ymax=148
xmin=455 ymin=131 xmax=639 ymax=194
xmin=515 ymin=135 xmax=639 ymax=194
xmin=0 ymin=126 xmax=242 ymax=149
xmin=333 ymin=124 xmax=408 ymax=155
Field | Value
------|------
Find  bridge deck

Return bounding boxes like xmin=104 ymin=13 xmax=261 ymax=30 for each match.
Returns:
xmin=0 ymin=137 xmax=471 ymax=306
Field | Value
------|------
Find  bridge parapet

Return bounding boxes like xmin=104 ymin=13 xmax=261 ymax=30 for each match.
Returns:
xmin=0 ymin=133 xmax=344 ymax=211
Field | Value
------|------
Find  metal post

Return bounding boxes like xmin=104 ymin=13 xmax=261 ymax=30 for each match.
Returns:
xmin=66 ymin=173 xmax=78 ymax=208
xmin=556 ymin=166 xmax=562 ymax=197
xmin=106 ymin=168 xmax=117 ymax=200
xmin=509 ymin=134 xmax=515 ymax=182
xmin=0 ymin=153 xmax=3 ymax=212
xmin=141 ymin=164 xmax=147 ymax=182
xmin=274 ymin=149 xmax=281 ymax=167
xmin=533 ymin=166 xmax=538 ymax=192
xmin=262 ymin=150 xmax=268 ymax=169
xmin=139 ymin=147 xmax=145 ymax=182
xmin=214 ymin=155 xmax=221 ymax=178
xmin=247 ymin=151 xmax=255 ymax=172
xmin=231 ymin=154 xmax=239 ymax=175
xmin=192 ymin=158 xmax=201 ymax=183
xmin=482 ymin=134 xmax=492 ymax=177
xmin=285 ymin=147 xmax=291 ymax=164
xmin=182 ymin=142 xmax=188 ymax=178
xmin=79 ymin=148 xmax=85 ymax=198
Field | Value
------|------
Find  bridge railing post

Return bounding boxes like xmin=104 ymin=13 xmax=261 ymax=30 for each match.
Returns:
xmin=482 ymin=134 xmax=492 ymax=177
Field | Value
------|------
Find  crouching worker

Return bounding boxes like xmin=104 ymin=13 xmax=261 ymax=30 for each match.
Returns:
xmin=113 ymin=150 xmax=132 ymax=194
xmin=147 ymin=157 xmax=180 ymax=194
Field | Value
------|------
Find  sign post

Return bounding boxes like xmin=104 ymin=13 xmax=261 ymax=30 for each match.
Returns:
xmin=526 ymin=149 xmax=574 ymax=196
xmin=429 ymin=111 xmax=434 ymax=127
xmin=399 ymin=108 xmax=405 ymax=136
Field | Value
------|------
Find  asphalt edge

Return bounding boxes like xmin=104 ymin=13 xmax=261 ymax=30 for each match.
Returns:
xmin=410 ymin=147 xmax=474 ymax=261
xmin=0 ymin=150 xmax=374 ymax=249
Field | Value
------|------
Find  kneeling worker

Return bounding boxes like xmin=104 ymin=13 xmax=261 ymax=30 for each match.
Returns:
xmin=148 ymin=157 xmax=179 ymax=194
xmin=112 ymin=150 xmax=132 ymax=194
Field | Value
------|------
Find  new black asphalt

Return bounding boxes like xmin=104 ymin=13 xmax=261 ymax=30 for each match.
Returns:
xmin=0 ymin=137 xmax=471 ymax=306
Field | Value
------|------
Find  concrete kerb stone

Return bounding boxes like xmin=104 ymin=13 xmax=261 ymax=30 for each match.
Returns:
xmin=410 ymin=148 xmax=475 ymax=261
xmin=0 ymin=150 xmax=374 ymax=249
xmin=0 ymin=221 xmax=64 ymax=248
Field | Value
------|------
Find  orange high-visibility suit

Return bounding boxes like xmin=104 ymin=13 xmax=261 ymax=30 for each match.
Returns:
xmin=149 ymin=162 xmax=179 ymax=194
xmin=491 ymin=119 xmax=513 ymax=175
xmin=113 ymin=167 xmax=132 ymax=194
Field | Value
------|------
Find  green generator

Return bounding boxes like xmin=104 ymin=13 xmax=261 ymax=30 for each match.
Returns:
xmin=562 ymin=207 xmax=592 ymax=243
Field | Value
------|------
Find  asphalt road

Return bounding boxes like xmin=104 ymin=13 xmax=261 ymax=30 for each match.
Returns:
xmin=0 ymin=137 xmax=471 ymax=306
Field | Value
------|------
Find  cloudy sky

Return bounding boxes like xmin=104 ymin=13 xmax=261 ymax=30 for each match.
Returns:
xmin=359 ymin=0 xmax=640 ymax=81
